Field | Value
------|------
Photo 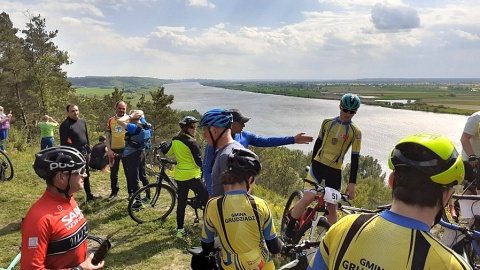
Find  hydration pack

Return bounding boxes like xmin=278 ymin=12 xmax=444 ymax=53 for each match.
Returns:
xmin=125 ymin=123 xmax=153 ymax=150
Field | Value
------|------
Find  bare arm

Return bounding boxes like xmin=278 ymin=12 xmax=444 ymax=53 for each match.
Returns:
xmin=461 ymin=132 xmax=477 ymax=168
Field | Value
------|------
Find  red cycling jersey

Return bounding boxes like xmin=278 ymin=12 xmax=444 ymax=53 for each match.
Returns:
xmin=21 ymin=190 xmax=88 ymax=270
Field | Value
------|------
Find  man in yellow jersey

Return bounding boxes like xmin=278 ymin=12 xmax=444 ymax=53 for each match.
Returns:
xmin=285 ymin=93 xmax=362 ymax=240
xmin=105 ymin=101 xmax=128 ymax=201
xmin=307 ymin=133 xmax=472 ymax=270
xmin=201 ymin=148 xmax=283 ymax=270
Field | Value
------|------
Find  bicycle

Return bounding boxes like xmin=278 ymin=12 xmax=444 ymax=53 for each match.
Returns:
xmin=439 ymin=208 xmax=480 ymax=269
xmin=0 ymin=235 xmax=105 ymax=270
xmin=279 ymin=240 xmax=321 ymax=270
xmin=280 ymin=177 xmax=347 ymax=245
xmin=188 ymin=246 xmax=220 ymax=270
xmin=127 ymin=149 xmax=204 ymax=224
xmin=0 ymin=149 xmax=13 ymax=181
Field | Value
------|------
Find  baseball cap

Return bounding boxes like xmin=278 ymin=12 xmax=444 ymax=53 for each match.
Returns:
xmin=229 ymin=109 xmax=250 ymax=124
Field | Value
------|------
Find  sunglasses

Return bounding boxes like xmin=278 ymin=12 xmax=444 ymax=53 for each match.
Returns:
xmin=341 ymin=108 xmax=356 ymax=114
xmin=65 ymin=166 xmax=87 ymax=175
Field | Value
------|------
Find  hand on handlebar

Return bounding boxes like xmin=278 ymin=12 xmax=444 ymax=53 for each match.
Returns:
xmin=345 ymin=183 xmax=356 ymax=200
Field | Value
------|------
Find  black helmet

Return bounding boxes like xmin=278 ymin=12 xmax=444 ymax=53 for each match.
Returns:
xmin=179 ymin=116 xmax=199 ymax=128
xmin=33 ymin=146 xmax=86 ymax=180
xmin=227 ymin=148 xmax=261 ymax=177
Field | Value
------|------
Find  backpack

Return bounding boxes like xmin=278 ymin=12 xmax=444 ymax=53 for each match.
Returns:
xmin=125 ymin=123 xmax=153 ymax=150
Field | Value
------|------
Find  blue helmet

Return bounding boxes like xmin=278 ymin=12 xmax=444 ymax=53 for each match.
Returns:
xmin=199 ymin=108 xmax=233 ymax=128
xmin=340 ymin=93 xmax=361 ymax=111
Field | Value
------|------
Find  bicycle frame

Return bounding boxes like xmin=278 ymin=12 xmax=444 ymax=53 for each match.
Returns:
xmin=439 ymin=219 xmax=480 ymax=267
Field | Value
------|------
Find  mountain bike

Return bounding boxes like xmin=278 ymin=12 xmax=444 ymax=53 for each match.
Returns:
xmin=188 ymin=246 xmax=220 ymax=270
xmin=280 ymin=177 xmax=347 ymax=245
xmin=0 ymin=235 xmax=105 ymax=270
xmin=0 ymin=149 xmax=13 ymax=181
xmin=279 ymin=240 xmax=321 ymax=270
xmin=127 ymin=151 xmax=204 ymax=224
xmin=440 ymin=193 xmax=480 ymax=269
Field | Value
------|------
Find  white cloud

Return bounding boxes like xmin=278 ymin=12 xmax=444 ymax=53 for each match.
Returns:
xmin=0 ymin=0 xmax=479 ymax=79
xmin=187 ymin=0 xmax=215 ymax=9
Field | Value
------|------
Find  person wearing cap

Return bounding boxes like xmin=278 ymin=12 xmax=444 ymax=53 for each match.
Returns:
xmin=307 ymin=133 xmax=471 ymax=270
xmin=89 ymin=136 xmax=109 ymax=172
xmin=38 ymin=115 xmax=59 ymax=150
xmin=199 ymin=108 xmax=245 ymax=197
xmin=202 ymin=108 xmax=313 ymax=196
xmin=160 ymin=116 xmax=208 ymax=238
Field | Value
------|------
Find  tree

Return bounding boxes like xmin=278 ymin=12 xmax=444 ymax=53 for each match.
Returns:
xmin=0 ymin=12 xmax=31 ymax=128
xmin=342 ymin=155 xmax=386 ymax=182
xmin=22 ymin=14 xmax=73 ymax=117
xmin=136 ymin=86 xmax=178 ymax=144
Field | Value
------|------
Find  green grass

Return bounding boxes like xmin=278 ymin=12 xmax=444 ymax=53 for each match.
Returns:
xmin=0 ymin=147 xmax=287 ymax=269
xmin=75 ymin=87 xmax=115 ymax=96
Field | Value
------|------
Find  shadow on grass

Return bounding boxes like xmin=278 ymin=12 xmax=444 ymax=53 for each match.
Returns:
xmin=0 ymin=219 xmax=22 ymax=237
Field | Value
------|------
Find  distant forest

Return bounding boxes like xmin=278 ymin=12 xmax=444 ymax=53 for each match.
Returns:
xmin=68 ymin=76 xmax=174 ymax=89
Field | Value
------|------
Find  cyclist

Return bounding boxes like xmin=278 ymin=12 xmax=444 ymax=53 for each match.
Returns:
xmin=460 ymin=110 xmax=480 ymax=194
xmin=21 ymin=146 xmax=104 ymax=270
xmin=307 ymin=133 xmax=471 ymax=270
xmin=202 ymin=108 xmax=313 ymax=196
xmin=201 ymin=148 xmax=283 ymax=270
xmin=160 ymin=116 xmax=208 ymax=238
xmin=200 ymin=108 xmax=244 ymax=197
xmin=285 ymin=93 xmax=362 ymax=239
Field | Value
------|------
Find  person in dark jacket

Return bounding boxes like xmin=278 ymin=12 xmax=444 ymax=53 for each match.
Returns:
xmin=59 ymin=104 xmax=100 ymax=202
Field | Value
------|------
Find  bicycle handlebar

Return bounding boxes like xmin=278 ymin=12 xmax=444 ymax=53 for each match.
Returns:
xmin=452 ymin=194 xmax=480 ymax=200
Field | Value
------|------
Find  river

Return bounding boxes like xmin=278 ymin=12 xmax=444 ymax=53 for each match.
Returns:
xmin=164 ymin=82 xmax=469 ymax=175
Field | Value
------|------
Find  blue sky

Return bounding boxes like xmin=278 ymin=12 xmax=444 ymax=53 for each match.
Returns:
xmin=2 ymin=0 xmax=479 ymax=80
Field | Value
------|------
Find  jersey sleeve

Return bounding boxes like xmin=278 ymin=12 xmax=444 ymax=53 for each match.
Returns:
xmin=21 ymin=214 xmax=52 ymax=269
xmin=464 ymin=114 xmax=480 ymax=135
xmin=201 ymin=199 xmax=217 ymax=243
xmin=243 ymin=131 xmax=295 ymax=147
xmin=258 ymin=198 xmax=277 ymax=241
xmin=351 ymin=125 xmax=362 ymax=154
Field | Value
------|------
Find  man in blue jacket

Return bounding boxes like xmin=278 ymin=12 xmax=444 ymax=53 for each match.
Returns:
xmin=203 ymin=108 xmax=313 ymax=196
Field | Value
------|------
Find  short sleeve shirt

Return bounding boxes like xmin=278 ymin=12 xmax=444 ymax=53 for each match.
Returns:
xmin=462 ymin=112 xmax=480 ymax=157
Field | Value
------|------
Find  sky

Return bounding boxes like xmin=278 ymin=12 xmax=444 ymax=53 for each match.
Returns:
xmin=1 ymin=0 xmax=480 ymax=80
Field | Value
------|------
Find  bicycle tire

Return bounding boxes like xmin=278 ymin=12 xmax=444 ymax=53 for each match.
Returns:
xmin=293 ymin=218 xmax=331 ymax=247
xmin=128 ymin=183 xmax=176 ymax=224
xmin=0 ymin=150 xmax=14 ymax=181
xmin=280 ymin=190 xmax=303 ymax=242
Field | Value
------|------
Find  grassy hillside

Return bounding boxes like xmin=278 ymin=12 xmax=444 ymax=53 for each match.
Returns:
xmin=0 ymin=148 xmax=287 ymax=269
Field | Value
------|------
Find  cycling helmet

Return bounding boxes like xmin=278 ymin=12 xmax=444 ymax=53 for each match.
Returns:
xmin=388 ymin=134 xmax=464 ymax=186
xmin=179 ymin=116 xmax=199 ymax=128
xmin=33 ymin=146 xmax=86 ymax=180
xmin=227 ymin=148 xmax=261 ymax=177
xmin=340 ymin=93 xmax=361 ymax=111
xmin=199 ymin=108 xmax=232 ymax=128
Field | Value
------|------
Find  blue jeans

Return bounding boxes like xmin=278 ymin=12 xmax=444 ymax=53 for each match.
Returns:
xmin=41 ymin=137 xmax=55 ymax=150
xmin=0 ymin=129 xmax=7 ymax=151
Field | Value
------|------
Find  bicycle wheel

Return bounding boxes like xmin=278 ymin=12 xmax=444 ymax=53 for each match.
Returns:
xmin=293 ymin=218 xmax=330 ymax=261
xmin=128 ymin=183 xmax=176 ymax=224
xmin=280 ymin=190 xmax=303 ymax=242
xmin=0 ymin=150 xmax=14 ymax=181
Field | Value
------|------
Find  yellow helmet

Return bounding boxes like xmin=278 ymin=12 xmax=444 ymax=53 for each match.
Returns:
xmin=388 ymin=133 xmax=464 ymax=186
